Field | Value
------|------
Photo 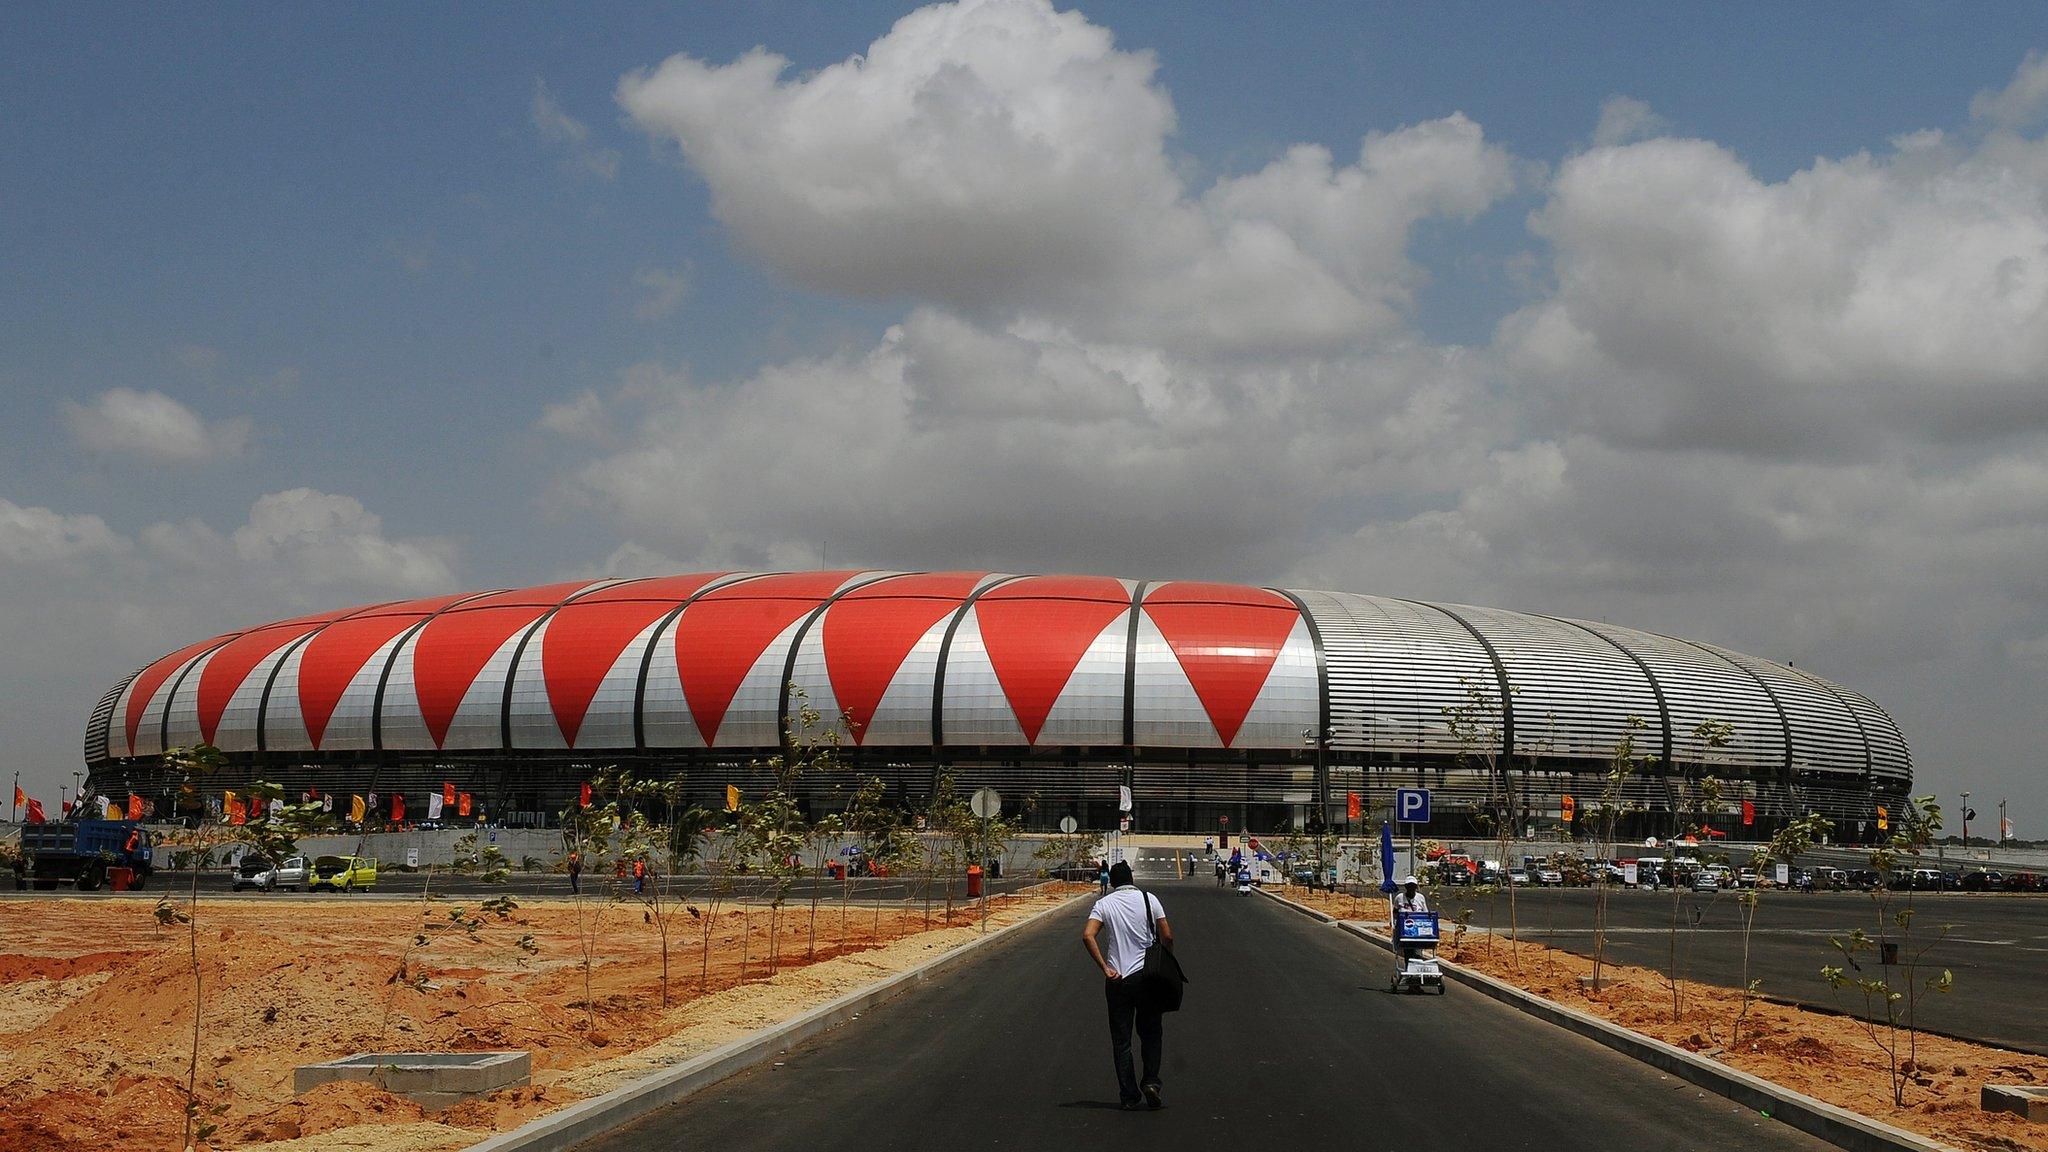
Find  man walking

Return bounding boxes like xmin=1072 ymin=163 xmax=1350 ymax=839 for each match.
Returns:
xmin=1082 ymin=860 xmax=1173 ymax=1111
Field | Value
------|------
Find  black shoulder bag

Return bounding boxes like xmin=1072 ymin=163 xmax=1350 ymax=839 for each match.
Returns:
xmin=1134 ymin=887 xmax=1187 ymax=1012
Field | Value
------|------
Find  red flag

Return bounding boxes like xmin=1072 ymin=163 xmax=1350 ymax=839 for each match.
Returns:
xmin=61 ymin=800 xmax=74 ymax=817
xmin=1345 ymin=792 xmax=1361 ymax=820
xmin=580 ymin=781 xmax=592 ymax=809
xmin=391 ymin=794 xmax=405 ymax=822
xmin=443 ymin=781 xmax=456 ymax=807
xmin=11 ymin=785 xmax=23 ymax=809
xmin=228 ymin=798 xmax=247 ymax=826
xmin=25 ymin=797 xmax=46 ymax=824
xmin=127 ymin=794 xmax=143 ymax=821
xmin=457 ymin=791 xmax=473 ymax=818
xmin=1741 ymin=799 xmax=1755 ymax=826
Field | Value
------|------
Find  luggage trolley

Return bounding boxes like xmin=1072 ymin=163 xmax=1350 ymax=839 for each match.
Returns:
xmin=1390 ymin=909 xmax=1445 ymax=994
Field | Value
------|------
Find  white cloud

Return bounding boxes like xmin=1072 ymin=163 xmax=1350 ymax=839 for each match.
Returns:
xmin=537 ymin=390 xmax=610 ymax=439
xmin=533 ymin=78 xmax=620 ymax=181
xmin=1500 ymin=123 xmax=2048 ymax=455
xmin=1971 ymin=49 xmax=2048 ymax=128
xmin=229 ymin=488 xmax=457 ymax=591
xmin=630 ymin=264 xmax=690 ymax=320
xmin=1591 ymin=95 xmax=1667 ymax=146
xmin=618 ymin=0 xmax=1511 ymax=352
xmin=0 ymin=498 xmax=128 ymax=566
xmin=61 ymin=388 xmax=253 ymax=463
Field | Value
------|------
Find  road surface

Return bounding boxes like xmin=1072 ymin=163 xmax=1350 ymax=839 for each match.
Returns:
xmin=1455 ymin=886 xmax=2048 ymax=1054
xmin=578 ymin=881 xmax=1828 ymax=1151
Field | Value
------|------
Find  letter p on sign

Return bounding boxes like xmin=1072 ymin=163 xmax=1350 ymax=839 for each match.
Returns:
xmin=1396 ymin=788 xmax=1431 ymax=824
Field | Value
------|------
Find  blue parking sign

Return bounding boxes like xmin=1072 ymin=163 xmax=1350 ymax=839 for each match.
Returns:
xmin=1395 ymin=787 xmax=1431 ymax=824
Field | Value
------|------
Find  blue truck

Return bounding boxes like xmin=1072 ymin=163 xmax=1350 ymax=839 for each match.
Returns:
xmin=17 ymin=820 xmax=156 ymax=890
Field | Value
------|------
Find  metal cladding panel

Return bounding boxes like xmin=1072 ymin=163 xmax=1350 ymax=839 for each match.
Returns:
xmin=938 ymin=610 xmax=1029 ymax=746
xmin=1838 ymin=687 xmax=1911 ymax=784
xmin=411 ymin=587 xmax=597 ymax=748
xmin=1230 ymin=617 xmax=1320 ymax=750
xmin=808 ymin=572 xmax=990 ymax=746
xmin=1035 ymin=613 xmax=1129 ymax=747
xmin=716 ymin=617 xmax=817 ymax=748
xmin=292 ymin=593 xmax=485 ymax=750
xmin=1448 ymin=604 xmax=1663 ymax=761
xmin=1577 ymin=621 xmax=1786 ymax=773
xmin=568 ymin=615 xmax=671 ymax=750
xmin=158 ymin=648 xmax=221 ymax=753
xmin=438 ymin=627 xmax=533 ymax=750
xmin=536 ymin=575 xmax=729 ymax=748
xmin=971 ymin=576 xmax=1134 ymax=745
xmin=1139 ymin=582 xmax=1305 ymax=748
xmin=261 ymin=642 xmax=315 ymax=752
xmin=194 ymin=619 xmax=332 ymax=745
xmin=505 ymin=626 xmax=566 ymax=751
xmin=210 ymin=635 xmax=308 ymax=754
xmin=783 ymin=623 xmax=852 ymax=747
xmin=1704 ymin=644 xmax=1868 ymax=779
xmin=323 ymin=633 xmax=409 ymax=751
xmin=1130 ymin=612 xmax=1216 ymax=747
xmin=672 ymin=570 xmax=865 ymax=746
xmin=1303 ymin=591 xmax=1502 ymax=756
xmin=121 ymin=635 xmax=233 ymax=757
xmin=641 ymin=611 xmax=707 ymax=749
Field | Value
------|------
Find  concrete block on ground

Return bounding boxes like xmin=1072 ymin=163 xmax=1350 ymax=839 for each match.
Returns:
xmin=295 ymin=1051 xmax=529 ymax=1109
xmin=1982 ymin=1084 xmax=2048 ymax=1122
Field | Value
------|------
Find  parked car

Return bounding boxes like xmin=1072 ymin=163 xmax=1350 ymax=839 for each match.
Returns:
xmin=1535 ymin=868 xmax=1564 ymax=886
xmin=306 ymin=854 xmax=377 ymax=892
xmin=1959 ymin=870 xmax=2004 ymax=892
xmin=1505 ymin=869 xmax=1530 ymax=886
xmin=1735 ymin=868 xmax=1759 ymax=888
xmin=1691 ymin=870 xmax=1721 ymax=892
xmin=232 ymin=854 xmax=308 ymax=891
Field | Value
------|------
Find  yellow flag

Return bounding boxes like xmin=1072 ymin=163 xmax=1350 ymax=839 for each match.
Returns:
xmin=223 ymin=790 xmax=238 ymax=816
xmin=1876 ymin=805 xmax=1889 ymax=830
xmin=350 ymin=794 xmax=366 ymax=822
xmin=725 ymin=784 xmax=741 ymax=812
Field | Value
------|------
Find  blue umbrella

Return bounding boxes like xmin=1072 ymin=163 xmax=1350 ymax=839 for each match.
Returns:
xmin=1378 ymin=821 xmax=1398 ymax=893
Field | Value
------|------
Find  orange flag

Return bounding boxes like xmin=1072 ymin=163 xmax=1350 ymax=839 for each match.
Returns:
xmin=1346 ymin=792 xmax=1362 ymax=821
xmin=127 ymin=794 xmax=144 ymax=821
xmin=1876 ymin=805 xmax=1889 ymax=831
xmin=443 ymin=781 xmax=456 ymax=808
xmin=1560 ymin=795 xmax=1577 ymax=823
xmin=457 ymin=792 xmax=472 ymax=817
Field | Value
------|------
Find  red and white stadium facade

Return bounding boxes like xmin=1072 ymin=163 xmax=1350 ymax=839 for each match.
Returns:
xmin=84 ymin=570 xmax=1909 ymax=834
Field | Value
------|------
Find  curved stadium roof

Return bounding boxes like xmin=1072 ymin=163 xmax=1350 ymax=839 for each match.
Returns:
xmin=85 ymin=570 xmax=1909 ymax=789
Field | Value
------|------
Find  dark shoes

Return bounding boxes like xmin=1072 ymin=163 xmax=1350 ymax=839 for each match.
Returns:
xmin=1119 ymin=1100 xmax=1143 ymax=1111
xmin=1142 ymin=1082 xmax=1164 ymax=1110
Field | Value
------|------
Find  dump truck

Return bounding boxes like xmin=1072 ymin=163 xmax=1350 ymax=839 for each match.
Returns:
xmin=18 ymin=819 xmax=155 ymax=890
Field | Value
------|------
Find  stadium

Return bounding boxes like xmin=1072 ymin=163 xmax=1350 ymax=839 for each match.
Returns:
xmin=83 ymin=570 xmax=1911 ymax=839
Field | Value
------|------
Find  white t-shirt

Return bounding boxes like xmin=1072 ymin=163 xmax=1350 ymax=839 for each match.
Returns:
xmin=1394 ymin=888 xmax=1430 ymax=912
xmin=1087 ymin=886 xmax=1167 ymax=977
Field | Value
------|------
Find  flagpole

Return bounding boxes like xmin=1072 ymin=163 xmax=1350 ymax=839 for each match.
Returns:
xmin=10 ymin=771 xmax=18 ymax=822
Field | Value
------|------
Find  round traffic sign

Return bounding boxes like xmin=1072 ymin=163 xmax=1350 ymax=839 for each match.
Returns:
xmin=1059 ymin=815 xmax=1079 ymax=834
xmin=970 ymin=787 xmax=1003 ymax=819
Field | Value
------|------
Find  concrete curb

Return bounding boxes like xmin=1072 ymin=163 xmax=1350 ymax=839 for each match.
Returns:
xmin=1252 ymin=887 xmax=1959 ymax=1152
xmin=465 ymin=889 xmax=1091 ymax=1152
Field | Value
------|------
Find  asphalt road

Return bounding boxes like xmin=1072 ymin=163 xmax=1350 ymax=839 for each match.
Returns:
xmin=577 ymin=882 xmax=1828 ymax=1152
xmin=1451 ymin=886 xmax=2048 ymax=1054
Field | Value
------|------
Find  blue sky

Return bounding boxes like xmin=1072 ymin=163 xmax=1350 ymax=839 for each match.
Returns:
xmin=4 ymin=1 xmax=2047 ymax=820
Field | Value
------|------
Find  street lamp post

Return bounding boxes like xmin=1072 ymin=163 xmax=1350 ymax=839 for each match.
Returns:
xmin=1962 ymin=790 xmax=1972 ymax=852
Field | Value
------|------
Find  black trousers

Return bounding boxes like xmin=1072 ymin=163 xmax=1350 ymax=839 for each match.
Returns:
xmin=1104 ymin=977 xmax=1163 ymax=1103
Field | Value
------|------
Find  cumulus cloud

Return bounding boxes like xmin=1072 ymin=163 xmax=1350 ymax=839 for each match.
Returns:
xmin=0 ymin=498 xmax=128 ymax=566
xmin=229 ymin=488 xmax=457 ymax=591
xmin=1500 ymin=121 xmax=2048 ymax=456
xmin=1591 ymin=95 xmax=1667 ymax=146
xmin=533 ymin=79 xmax=621 ymax=181
xmin=61 ymin=388 xmax=253 ymax=462
xmin=1971 ymin=48 xmax=2048 ymax=128
xmin=618 ymin=0 xmax=1511 ymax=352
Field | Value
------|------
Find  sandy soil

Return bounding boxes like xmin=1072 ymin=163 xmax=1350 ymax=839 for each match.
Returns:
xmin=1282 ymin=887 xmax=2048 ymax=1152
xmin=0 ymin=883 xmax=1087 ymax=1152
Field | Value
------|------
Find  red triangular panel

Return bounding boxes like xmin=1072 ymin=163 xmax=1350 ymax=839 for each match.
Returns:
xmin=823 ymin=573 xmax=983 ymax=744
xmin=294 ymin=592 xmax=485 ymax=749
xmin=674 ymin=572 xmax=855 ymax=744
xmin=413 ymin=605 xmax=557 ymax=747
xmin=543 ymin=599 xmax=683 ymax=747
xmin=125 ymin=635 xmax=234 ymax=754
xmin=1144 ymin=585 xmax=1299 ymax=747
xmin=974 ymin=576 xmax=1130 ymax=744
xmin=195 ymin=622 xmax=324 ymax=743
